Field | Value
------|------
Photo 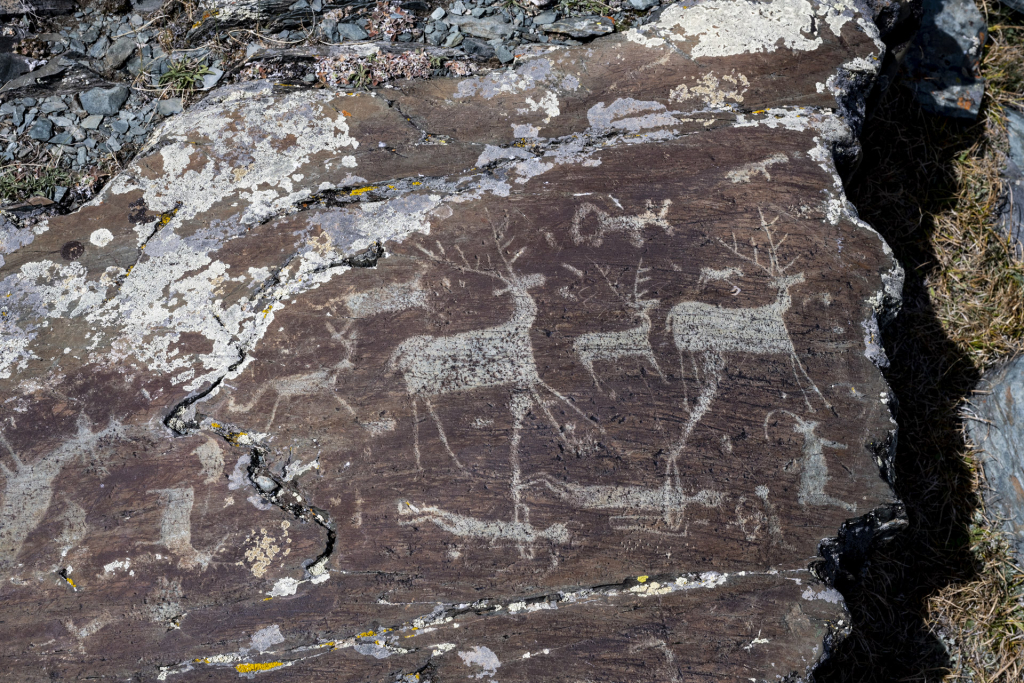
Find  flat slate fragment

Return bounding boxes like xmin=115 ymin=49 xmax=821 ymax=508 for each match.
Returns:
xmin=0 ymin=1 xmax=904 ymax=681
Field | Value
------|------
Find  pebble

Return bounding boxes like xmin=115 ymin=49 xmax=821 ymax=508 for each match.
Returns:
xmin=157 ymin=98 xmax=183 ymax=116
xmin=430 ymin=7 xmax=446 ymax=20
xmin=336 ymin=23 xmax=369 ymax=41
xmin=80 ymin=85 xmax=130 ymax=116
xmin=28 ymin=119 xmax=53 ymax=141
xmin=81 ymin=114 xmax=103 ymax=129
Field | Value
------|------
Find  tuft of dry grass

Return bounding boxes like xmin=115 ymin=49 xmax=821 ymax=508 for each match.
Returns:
xmin=815 ymin=2 xmax=1024 ymax=682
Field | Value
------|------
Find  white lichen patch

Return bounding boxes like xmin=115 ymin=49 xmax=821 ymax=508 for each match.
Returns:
xmin=242 ymin=524 xmax=290 ymax=578
xmin=669 ymin=71 xmax=750 ymax=110
xmin=89 ymin=228 xmax=114 ymax=247
xmin=626 ymin=0 xmax=825 ymax=57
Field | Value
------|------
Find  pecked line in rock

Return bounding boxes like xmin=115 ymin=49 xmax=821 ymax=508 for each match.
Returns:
xmin=0 ymin=2 xmax=906 ymax=681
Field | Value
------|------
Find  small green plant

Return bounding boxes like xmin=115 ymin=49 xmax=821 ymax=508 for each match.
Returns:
xmin=0 ymin=163 xmax=74 ymax=204
xmin=159 ymin=58 xmax=213 ymax=92
xmin=347 ymin=62 xmax=374 ymax=89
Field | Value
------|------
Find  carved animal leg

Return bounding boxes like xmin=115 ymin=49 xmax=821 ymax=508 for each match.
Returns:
xmin=665 ymin=351 xmax=724 ymax=512
xmin=580 ymin=356 xmax=603 ymax=391
xmin=424 ymin=397 xmax=464 ymax=470
xmin=645 ymin=351 xmax=667 ymax=382
xmin=411 ymin=398 xmax=423 ymax=471
xmin=265 ymin=393 xmax=285 ymax=432
xmin=509 ymin=391 xmax=534 ymax=559
xmin=331 ymin=394 xmax=358 ymax=418
xmin=791 ymin=352 xmax=832 ymax=412
xmin=537 ymin=379 xmax=606 ymax=434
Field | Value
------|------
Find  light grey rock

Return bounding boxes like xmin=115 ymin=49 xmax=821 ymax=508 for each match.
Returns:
xmin=202 ymin=67 xmax=224 ymax=90
xmin=628 ymin=0 xmax=659 ymax=8
xmin=81 ymin=113 xmax=103 ymax=129
xmin=130 ymin=14 xmax=143 ymax=26
xmin=87 ymin=35 xmax=110 ymax=60
xmin=336 ymin=23 xmax=369 ymax=41
xmin=110 ymin=119 xmax=130 ymax=134
xmin=76 ymin=145 xmax=86 ymax=165
xmin=40 ymin=100 xmax=67 ymax=114
xmin=968 ymin=356 xmax=1024 ymax=561
xmin=104 ymin=36 xmax=137 ymax=71
xmin=997 ymin=107 xmax=1024 ymax=255
xmin=495 ymin=43 xmax=514 ymax=63
xmin=50 ymin=115 xmax=73 ymax=127
xmin=542 ymin=15 xmax=614 ymax=38
xmin=80 ymin=25 xmax=100 ymax=44
xmin=447 ymin=15 xmax=513 ymax=40
xmin=444 ymin=30 xmax=464 ymax=47
xmin=49 ymin=132 xmax=73 ymax=145
xmin=106 ymin=136 xmax=122 ymax=152
xmin=157 ymin=97 xmax=183 ymax=116
xmin=70 ymin=125 xmax=86 ymax=142
xmin=534 ymin=10 xmax=558 ymax=24
xmin=79 ymin=85 xmax=130 ymax=116
xmin=28 ymin=119 xmax=53 ymax=141
xmin=430 ymin=6 xmax=446 ymax=20
xmin=451 ymin=0 xmax=467 ymax=14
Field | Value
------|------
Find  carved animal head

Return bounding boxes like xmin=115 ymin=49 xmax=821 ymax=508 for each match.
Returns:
xmin=772 ymin=273 xmax=806 ymax=291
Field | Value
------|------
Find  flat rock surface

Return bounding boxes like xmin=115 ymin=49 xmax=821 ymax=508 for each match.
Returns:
xmin=0 ymin=1 xmax=903 ymax=680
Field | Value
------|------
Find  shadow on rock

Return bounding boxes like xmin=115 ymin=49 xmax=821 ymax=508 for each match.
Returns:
xmin=815 ymin=83 xmax=985 ymax=683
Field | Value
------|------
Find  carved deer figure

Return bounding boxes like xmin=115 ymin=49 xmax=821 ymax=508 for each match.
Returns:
xmin=665 ymin=210 xmax=829 ymax=415
xmin=573 ymin=259 xmax=666 ymax=391
xmin=570 ymin=198 xmax=673 ymax=247
xmin=388 ymin=221 xmax=593 ymax=557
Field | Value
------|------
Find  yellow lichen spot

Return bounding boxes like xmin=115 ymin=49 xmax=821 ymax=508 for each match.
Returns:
xmin=387 ymin=185 xmax=395 ymax=189
xmin=263 ymin=596 xmax=273 ymax=601
xmin=357 ymin=630 xmax=376 ymax=638
xmin=211 ymin=422 xmax=220 ymax=429
xmin=235 ymin=662 xmax=284 ymax=673
xmin=350 ymin=186 xmax=375 ymax=196
xmin=412 ymin=181 xmax=421 ymax=185
xmin=64 ymin=576 xmax=76 ymax=588
xmin=637 ymin=575 xmax=649 ymax=583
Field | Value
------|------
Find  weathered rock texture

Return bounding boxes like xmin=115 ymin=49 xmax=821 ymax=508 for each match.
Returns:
xmin=0 ymin=1 xmax=905 ymax=680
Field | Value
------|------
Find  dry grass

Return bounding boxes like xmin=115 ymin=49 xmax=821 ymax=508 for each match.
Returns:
xmin=814 ymin=3 xmax=1024 ymax=682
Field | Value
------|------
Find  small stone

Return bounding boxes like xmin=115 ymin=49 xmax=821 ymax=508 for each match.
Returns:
xmin=628 ymin=0 xmax=658 ymax=7
xmin=289 ymin=0 xmax=310 ymax=9
xmin=471 ymin=6 xmax=486 ymax=16
xmin=23 ymin=98 xmax=36 ymax=107
xmin=430 ymin=7 xmax=446 ymax=20
xmin=40 ymin=100 xmax=67 ymax=114
xmin=202 ymin=67 xmax=224 ymax=90
xmin=29 ymin=119 xmax=53 ymax=141
xmin=50 ymin=115 xmax=74 ymax=127
xmin=69 ymin=37 xmax=86 ymax=54
xmin=87 ymin=35 xmax=110 ymax=60
xmin=254 ymin=475 xmax=277 ymax=493
xmin=106 ymin=136 xmax=122 ymax=152
xmin=76 ymin=146 xmax=87 ymax=165
xmin=451 ymin=0 xmax=467 ymax=13
xmin=495 ymin=43 xmax=515 ymax=63
xmin=130 ymin=13 xmax=143 ymax=26
xmin=444 ymin=30 xmax=464 ymax=47
xmin=81 ymin=114 xmax=103 ymax=129
xmin=53 ymin=185 xmax=68 ymax=203
xmin=70 ymin=125 xmax=86 ymax=142
xmin=80 ymin=25 xmax=100 ymax=44
xmin=397 ymin=32 xmax=413 ymax=42
xmin=336 ymin=23 xmax=369 ymax=41
xmin=83 ymin=137 xmax=96 ymax=149
xmin=104 ymin=36 xmax=137 ymax=71
xmin=534 ymin=10 xmax=558 ymax=24
xmin=311 ymin=0 xmax=322 ymax=10
xmin=110 ymin=119 xmax=130 ymax=134
xmin=462 ymin=37 xmax=496 ymax=58
xmin=79 ymin=86 xmax=130 ymax=116
xmin=542 ymin=15 xmax=614 ymax=38
xmin=49 ymin=132 xmax=73 ymax=145
xmin=157 ymin=98 xmax=183 ymax=116
xmin=303 ymin=73 xmax=316 ymax=83
xmin=449 ymin=15 xmax=514 ymax=40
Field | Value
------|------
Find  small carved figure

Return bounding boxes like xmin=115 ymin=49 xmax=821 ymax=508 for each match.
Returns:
xmin=765 ymin=410 xmax=856 ymax=512
xmin=570 ymin=198 xmax=672 ymax=247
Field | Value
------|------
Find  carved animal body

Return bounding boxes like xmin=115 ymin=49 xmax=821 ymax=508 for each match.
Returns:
xmin=666 ymin=273 xmax=804 ymax=355
xmin=389 ymin=277 xmax=543 ymax=398
xmin=574 ymin=302 xmax=665 ymax=388
xmin=226 ymin=358 xmax=356 ymax=431
xmin=570 ymin=199 xmax=672 ymax=247
xmin=767 ymin=411 xmax=856 ymax=512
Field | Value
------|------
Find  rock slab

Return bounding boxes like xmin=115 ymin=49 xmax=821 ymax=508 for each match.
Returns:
xmin=0 ymin=1 xmax=904 ymax=680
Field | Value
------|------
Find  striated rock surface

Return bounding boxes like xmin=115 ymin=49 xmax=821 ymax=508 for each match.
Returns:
xmin=0 ymin=1 xmax=907 ymax=680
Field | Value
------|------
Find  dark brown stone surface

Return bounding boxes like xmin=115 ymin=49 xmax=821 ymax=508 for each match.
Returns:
xmin=0 ymin=1 xmax=905 ymax=680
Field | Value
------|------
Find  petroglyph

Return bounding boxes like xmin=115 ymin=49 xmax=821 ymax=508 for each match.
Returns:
xmin=0 ymin=416 xmax=121 ymax=572
xmin=388 ymin=223 xmax=595 ymax=557
xmin=570 ymin=199 xmax=673 ymax=248
xmin=194 ymin=437 xmax=225 ymax=484
xmin=398 ymin=501 xmax=570 ymax=548
xmin=527 ymin=475 xmax=723 ymax=535
xmin=726 ymin=153 xmax=789 ymax=183
xmin=144 ymin=488 xmax=216 ymax=570
xmin=573 ymin=261 xmax=666 ymax=391
xmin=226 ymin=359 xmax=356 ymax=432
xmin=343 ymin=275 xmax=430 ymax=318
xmin=666 ymin=210 xmax=830 ymax=413
xmin=767 ymin=411 xmax=856 ymax=512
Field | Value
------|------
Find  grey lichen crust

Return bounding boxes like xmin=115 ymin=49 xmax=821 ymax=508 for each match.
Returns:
xmin=0 ymin=1 xmax=909 ymax=681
